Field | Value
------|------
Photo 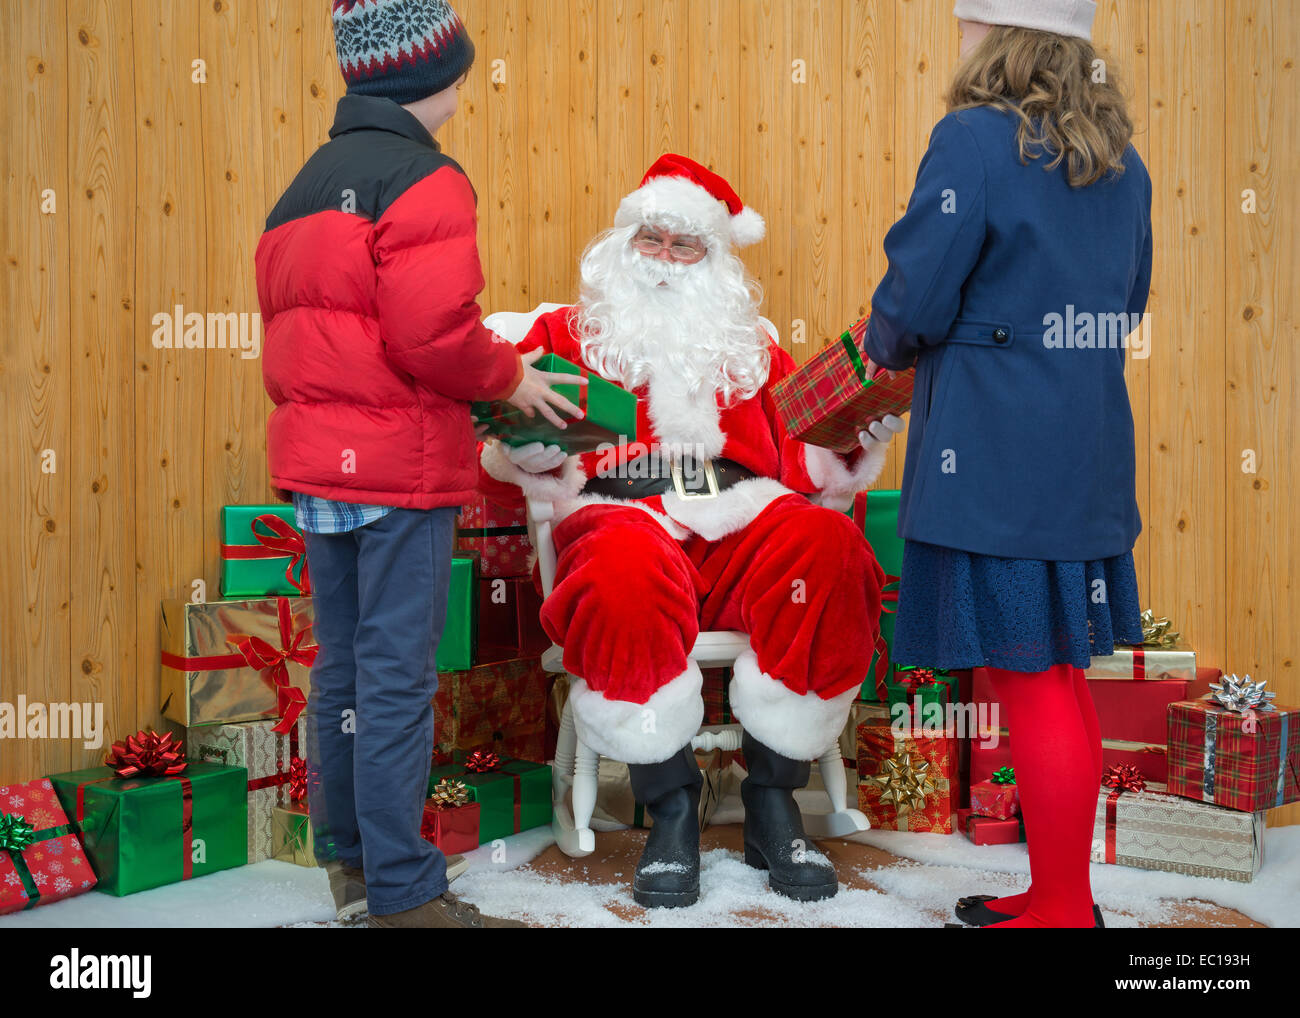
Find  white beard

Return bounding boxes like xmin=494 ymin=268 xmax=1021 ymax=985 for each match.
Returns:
xmin=574 ymin=225 xmax=771 ymax=460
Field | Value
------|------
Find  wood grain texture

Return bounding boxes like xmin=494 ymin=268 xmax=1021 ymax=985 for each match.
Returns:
xmin=0 ymin=2 xmax=1295 ymax=834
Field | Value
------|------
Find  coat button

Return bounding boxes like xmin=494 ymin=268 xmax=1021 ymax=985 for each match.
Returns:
xmin=992 ymin=327 xmax=1009 ymax=344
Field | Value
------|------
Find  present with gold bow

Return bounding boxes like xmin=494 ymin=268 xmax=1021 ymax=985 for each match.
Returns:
xmin=0 ymin=778 xmax=97 ymax=914
xmin=1166 ymin=678 xmax=1299 ymax=813
xmin=219 ymin=505 xmax=311 ymax=597
xmin=855 ymin=704 xmax=957 ymax=833
xmin=160 ymin=596 xmax=315 ymax=730
xmin=1091 ymin=764 xmax=1265 ymax=882
xmin=48 ymin=732 xmax=247 ymax=895
xmin=428 ymin=750 xmax=551 ymax=844
xmin=420 ymin=779 xmax=481 ymax=855
xmin=1083 ymin=608 xmax=1197 ymax=682
xmin=186 ymin=717 xmax=307 ymax=862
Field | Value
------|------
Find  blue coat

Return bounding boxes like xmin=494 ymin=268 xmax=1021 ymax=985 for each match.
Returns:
xmin=863 ymin=105 xmax=1152 ymax=562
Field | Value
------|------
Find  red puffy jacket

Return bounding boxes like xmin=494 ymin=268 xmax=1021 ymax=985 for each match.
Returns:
xmin=255 ymin=94 xmax=522 ymax=509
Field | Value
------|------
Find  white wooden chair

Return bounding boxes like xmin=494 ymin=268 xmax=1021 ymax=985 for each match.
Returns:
xmin=483 ymin=306 xmax=869 ymax=858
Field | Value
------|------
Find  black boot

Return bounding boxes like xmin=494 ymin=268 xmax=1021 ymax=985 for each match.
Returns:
xmin=741 ymin=731 xmax=839 ymax=901
xmin=627 ymin=745 xmax=702 ymax=908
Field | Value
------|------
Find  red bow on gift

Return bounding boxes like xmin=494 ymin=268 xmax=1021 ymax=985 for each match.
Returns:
xmin=251 ymin=514 xmax=311 ymax=595
xmin=899 ymin=667 xmax=936 ymax=694
xmin=104 ymin=730 xmax=188 ymax=779
xmin=464 ymin=750 xmax=500 ymax=773
xmin=287 ymin=755 xmax=307 ymax=803
xmin=1102 ymin=763 xmax=1146 ymax=794
xmin=227 ymin=598 xmax=316 ymax=734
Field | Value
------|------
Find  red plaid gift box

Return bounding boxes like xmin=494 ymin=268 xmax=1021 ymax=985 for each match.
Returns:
xmin=1167 ymin=682 xmax=1299 ymax=813
xmin=772 ymin=315 xmax=915 ymax=454
xmin=457 ymin=494 xmax=533 ymax=578
xmin=433 ymin=655 xmax=549 ymax=761
xmin=855 ymin=707 xmax=957 ymax=833
xmin=0 ymin=778 xmax=97 ymax=913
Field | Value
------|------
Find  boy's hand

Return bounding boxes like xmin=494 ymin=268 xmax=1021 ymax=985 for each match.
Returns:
xmin=506 ymin=348 xmax=587 ymax=429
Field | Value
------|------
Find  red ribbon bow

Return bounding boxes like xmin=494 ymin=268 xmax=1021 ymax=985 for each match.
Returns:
xmin=104 ymin=730 xmax=188 ymax=779
xmin=464 ymin=750 xmax=501 ymax=773
xmin=1102 ymin=763 xmax=1147 ymax=793
xmin=287 ymin=755 xmax=307 ymax=803
xmin=899 ymin=667 xmax=936 ymax=694
xmin=221 ymin=513 xmax=311 ymax=594
xmin=227 ymin=598 xmax=316 ymax=734
xmin=872 ymin=574 xmax=901 ymax=700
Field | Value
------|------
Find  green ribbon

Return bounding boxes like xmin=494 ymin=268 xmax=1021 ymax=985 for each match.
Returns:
xmin=840 ymin=329 xmax=869 ymax=386
xmin=1 ymin=812 xmax=78 ymax=911
xmin=991 ymin=766 xmax=1016 ymax=785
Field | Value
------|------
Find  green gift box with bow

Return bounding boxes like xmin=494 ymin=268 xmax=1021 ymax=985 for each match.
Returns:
xmin=886 ymin=666 xmax=957 ymax=718
xmin=855 ymin=489 xmax=904 ymax=700
xmin=48 ymin=760 xmax=247 ymax=896
xmin=428 ymin=753 xmax=551 ymax=844
xmin=471 ymin=353 xmax=639 ymax=455
xmin=437 ymin=554 xmax=479 ymax=672
xmin=219 ymin=504 xmax=311 ymax=597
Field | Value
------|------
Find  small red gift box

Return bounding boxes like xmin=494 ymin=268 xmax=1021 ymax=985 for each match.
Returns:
xmin=0 ymin=778 xmax=97 ymax=914
xmin=965 ymin=814 xmax=1026 ymax=846
xmin=970 ymin=776 xmax=1019 ymax=820
xmin=420 ymin=799 xmax=481 ymax=855
xmin=477 ymin=575 xmax=548 ymax=659
xmin=772 ymin=315 xmax=915 ymax=454
xmin=457 ymin=494 xmax=533 ymax=578
xmin=1167 ymin=685 xmax=1300 ymax=813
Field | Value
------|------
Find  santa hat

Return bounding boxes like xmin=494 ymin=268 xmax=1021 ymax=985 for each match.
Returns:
xmin=614 ymin=154 xmax=766 ymax=249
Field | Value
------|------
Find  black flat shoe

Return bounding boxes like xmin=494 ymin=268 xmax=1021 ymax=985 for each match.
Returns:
xmin=953 ymin=895 xmax=1105 ymax=927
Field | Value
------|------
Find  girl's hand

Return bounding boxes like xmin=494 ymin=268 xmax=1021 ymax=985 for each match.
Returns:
xmin=863 ymin=355 xmax=898 ymax=381
xmin=505 ymin=348 xmax=588 ymax=429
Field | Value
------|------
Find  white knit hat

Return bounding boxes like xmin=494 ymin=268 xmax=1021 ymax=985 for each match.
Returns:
xmin=953 ymin=0 xmax=1096 ymax=41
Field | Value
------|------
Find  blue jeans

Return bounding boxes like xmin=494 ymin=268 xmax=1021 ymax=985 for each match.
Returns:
xmin=301 ymin=506 xmax=456 ymax=915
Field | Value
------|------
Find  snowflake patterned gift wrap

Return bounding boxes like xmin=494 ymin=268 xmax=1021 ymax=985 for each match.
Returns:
xmin=1091 ymin=766 xmax=1265 ymax=883
xmin=457 ymin=495 xmax=533 ymax=579
xmin=0 ymin=778 xmax=97 ymax=913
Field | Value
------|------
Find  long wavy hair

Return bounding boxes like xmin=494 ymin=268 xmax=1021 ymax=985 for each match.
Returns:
xmin=947 ymin=26 xmax=1134 ymax=187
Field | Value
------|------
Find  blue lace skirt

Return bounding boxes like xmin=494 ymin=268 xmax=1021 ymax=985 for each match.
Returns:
xmin=890 ymin=540 xmax=1143 ymax=673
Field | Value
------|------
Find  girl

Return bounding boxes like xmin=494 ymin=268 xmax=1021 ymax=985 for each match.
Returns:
xmin=862 ymin=0 xmax=1151 ymax=928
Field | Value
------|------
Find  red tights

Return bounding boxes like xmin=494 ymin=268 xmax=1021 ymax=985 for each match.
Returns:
xmin=983 ymin=665 xmax=1101 ymax=928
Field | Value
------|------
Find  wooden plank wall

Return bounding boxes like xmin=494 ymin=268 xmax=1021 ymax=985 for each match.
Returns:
xmin=0 ymin=1 xmax=1295 ymax=827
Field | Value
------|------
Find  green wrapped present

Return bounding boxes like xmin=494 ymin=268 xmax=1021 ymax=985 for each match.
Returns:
xmin=855 ymin=489 xmax=903 ymax=700
xmin=437 ymin=554 xmax=478 ymax=672
xmin=429 ymin=750 xmax=551 ymax=844
xmin=471 ymin=353 xmax=638 ymax=454
xmin=219 ymin=504 xmax=310 ymax=597
xmin=886 ymin=666 xmax=955 ymax=723
xmin=49 ymin=748 xmax=247 ymax=896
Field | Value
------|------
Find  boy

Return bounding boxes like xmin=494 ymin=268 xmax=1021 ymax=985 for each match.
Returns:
xmin=255 ymin=0 xmax=577 ymax=929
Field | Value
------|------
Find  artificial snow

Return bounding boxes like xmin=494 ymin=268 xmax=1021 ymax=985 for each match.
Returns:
xmin=2 ymin=804 xmax=1295 ymax=928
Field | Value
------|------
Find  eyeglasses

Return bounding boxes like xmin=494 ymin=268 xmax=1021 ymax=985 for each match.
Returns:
xmin=632 ymin=231 xmax=708 ymax=263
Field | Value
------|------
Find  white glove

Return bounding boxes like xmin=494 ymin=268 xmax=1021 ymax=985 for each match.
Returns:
xmin=858 ymin=414 xmax=906 ymax=452
xmin=503 ymin=441 xmax=567 ymax=474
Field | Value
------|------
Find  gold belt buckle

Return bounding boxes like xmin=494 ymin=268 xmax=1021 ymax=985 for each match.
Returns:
xmin=670 ymin=459 xmax=720 ymax=500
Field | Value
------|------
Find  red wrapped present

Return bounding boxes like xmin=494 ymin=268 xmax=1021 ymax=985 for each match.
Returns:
xmin=1167 ymin=678 xmax=1300 ymax=813
xmin=701 ymin=667 xmax=734 ymax=725
xmin=421 ymin=779 xmax=481 ymax=855
xmin=772 ymin=315 xmax=915 ymax=454
xmin=433 ymin=655 xmax=549 ymax=759
xmin=0 ymin=778 xmax=97 ymax=914
xmin=457 ymin=494 xmax=533 ymax=578
xmin=972 ymin=728 xmax=1169 ymax=784
xmin=965 ymin=814 xmax=1026 ymax=846
xmin=970 ymin=768 xmax=1019 ymax=820
xmin=956 ymin=806 xmax=972 ymax=834
xmin=477 ymin=575 xmax=549 ymax=659
xmin=855 ymin=707 xmax=957 ymax=833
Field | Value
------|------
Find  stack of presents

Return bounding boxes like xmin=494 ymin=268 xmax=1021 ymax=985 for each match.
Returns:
xmin=850 ymin=487 xmax=1299 ymax=883
xmin=1 ymin=499 xmax=559 ymax=914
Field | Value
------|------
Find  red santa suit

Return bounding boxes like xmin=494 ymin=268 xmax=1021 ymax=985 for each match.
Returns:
xmin=480 ymin=306 xmax=887 ymax=765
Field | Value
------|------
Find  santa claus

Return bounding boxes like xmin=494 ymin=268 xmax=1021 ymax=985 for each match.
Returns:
xmin=479 ymin=154 xmax=903 ymax=907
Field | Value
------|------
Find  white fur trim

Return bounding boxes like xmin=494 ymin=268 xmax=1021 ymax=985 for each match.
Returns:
xmin=614 ymin=176 xmax=733 ymax=247
xmin=802 ymin=443 xmax=888 ymax=513
xmin=729 ymin=206 xmax=766 ymax=247
xmin=480 ymin=441 xmax=587 ymax=503
xmin=728 ymin=649 xmax=858 ymax=761
xmin=552 ymin=494 xmax=692 ymax=541
xmin=643 ymin=380 xmax=727 ymax=460
xmin=660 ymin=476 xmax=793 ymax=542
xmin=567 ymin=663 xmax=705 ymax=764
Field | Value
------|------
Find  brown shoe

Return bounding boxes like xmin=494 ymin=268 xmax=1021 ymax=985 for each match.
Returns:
xmin=366 ymin=890 xmax=526 ymax=928
xmin=325 ymin=861 xmax=367 ymax=921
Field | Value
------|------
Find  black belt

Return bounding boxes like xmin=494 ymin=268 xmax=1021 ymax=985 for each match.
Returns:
xmin=582 ymin=456 xmax=756 ymax=500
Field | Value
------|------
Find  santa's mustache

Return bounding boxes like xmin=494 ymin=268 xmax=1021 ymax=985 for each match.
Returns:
xmin=630 ymin=254 xmax=693 ymax=289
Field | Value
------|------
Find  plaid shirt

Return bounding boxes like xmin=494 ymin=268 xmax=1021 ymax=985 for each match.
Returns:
xmin=292 ymin=492 xmax=393 ymax=535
